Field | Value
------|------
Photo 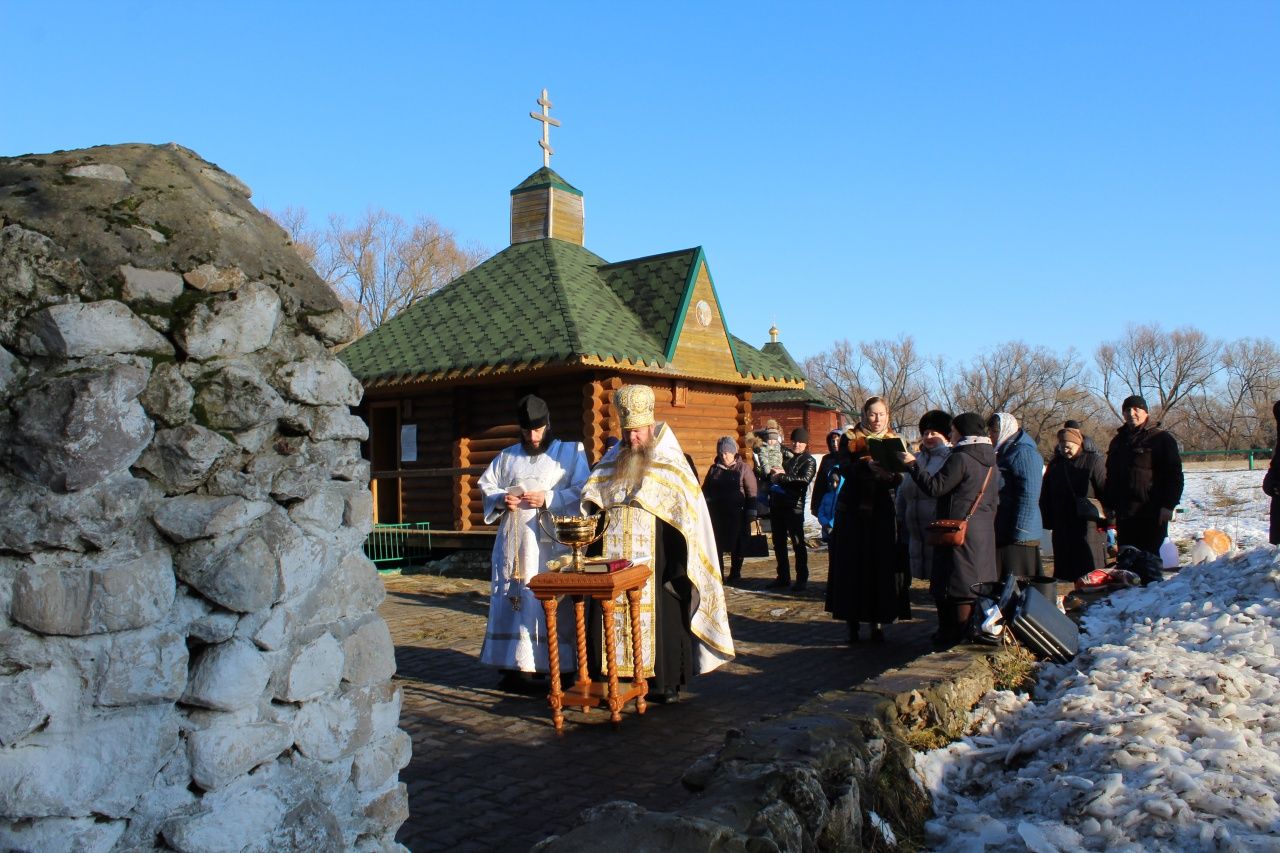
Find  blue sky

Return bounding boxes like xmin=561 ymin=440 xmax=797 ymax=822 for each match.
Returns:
xmin=3 ymin=1 xmax=1277 ymax=365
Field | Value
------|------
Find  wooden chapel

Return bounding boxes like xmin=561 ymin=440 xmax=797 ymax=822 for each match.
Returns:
xmin=339 ymin=91 xmax=807 ymax=545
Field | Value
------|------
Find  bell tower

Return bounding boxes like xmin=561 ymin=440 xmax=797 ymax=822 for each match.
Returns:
xmin=510 ymin=89 xmax=584 ymax=245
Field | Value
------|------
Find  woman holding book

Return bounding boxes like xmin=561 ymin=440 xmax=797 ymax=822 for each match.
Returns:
xmin=824 ymin=397 xmax=911 ymax=643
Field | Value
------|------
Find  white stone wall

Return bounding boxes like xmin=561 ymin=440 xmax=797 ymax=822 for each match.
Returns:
xmin=0 ymin=145 xmax=408 ymax=852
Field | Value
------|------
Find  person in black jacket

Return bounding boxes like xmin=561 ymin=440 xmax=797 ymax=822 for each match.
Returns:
xmin=702 ymin=436 xmax=759 ymax=582
xmin=1040 ymin=427 xmax=1107 ymax=581
xmin=766 ymin=428 xmax=817 ymax=591
xmin=1103 ymin=395 xmax=1184 ymax=556
xmin=899 ymin=412 xmax=999 ymax=648
xmin=1263 ymin=401 xmax=1280 ymax=545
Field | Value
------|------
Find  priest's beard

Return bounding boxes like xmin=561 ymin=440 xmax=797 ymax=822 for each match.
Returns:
xmin=613 ymin=436 xmax=655 ymax=492
xmin=521 ymin=429 xmax=553 ymax=456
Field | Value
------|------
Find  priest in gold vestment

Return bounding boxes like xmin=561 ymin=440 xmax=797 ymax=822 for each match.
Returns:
xmin=580 ymin=384 xmax=734 ymax=702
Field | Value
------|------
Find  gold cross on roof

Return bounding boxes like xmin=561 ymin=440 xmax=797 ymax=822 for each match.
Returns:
xmin=529 ymin=88 xmax=561 ymax=168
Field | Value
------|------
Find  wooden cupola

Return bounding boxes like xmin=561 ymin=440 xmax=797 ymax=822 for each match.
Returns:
xmin=510 ymin=88 xmax=584 ymax=246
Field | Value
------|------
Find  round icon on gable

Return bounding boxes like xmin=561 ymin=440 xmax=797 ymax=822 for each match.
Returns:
xmin=695 ymin=299 xmax=712 ymax=327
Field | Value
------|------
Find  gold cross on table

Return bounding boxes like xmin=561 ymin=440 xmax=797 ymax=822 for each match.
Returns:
xmin=529 ymin=88 xmax=561 ymax=168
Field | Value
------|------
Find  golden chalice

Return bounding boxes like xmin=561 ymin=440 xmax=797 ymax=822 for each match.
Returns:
xmin=537 ymin=508 xmax=612 ymax=572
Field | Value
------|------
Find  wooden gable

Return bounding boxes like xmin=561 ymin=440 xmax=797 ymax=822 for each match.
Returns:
xmin=665 ymin=253 xmax=742 ymax=383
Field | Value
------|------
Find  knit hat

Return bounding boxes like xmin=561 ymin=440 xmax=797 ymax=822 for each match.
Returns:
xmin=716 ymin=436 xmax=737 ymax=456
xmin=1121 ymin=394 xmax=1149 ymax=413
xmin=953 ymin=412 xmax=986 ymax=437
xmin=1064 ymin=419 xmax=1082 ymax=429
xmin=516 ymin=394 xmax=549 ymax=430
xmin=1059 ymin=427 xmax=1084 ymax=447
xmin=918 ymin=409 xmax=953 ymax=436
xmin=791 ymin=427 xmax=809 ymax=444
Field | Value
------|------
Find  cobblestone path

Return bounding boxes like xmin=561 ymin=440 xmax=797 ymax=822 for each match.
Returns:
xmin=383 ymin=551 xmax=939 ymax=852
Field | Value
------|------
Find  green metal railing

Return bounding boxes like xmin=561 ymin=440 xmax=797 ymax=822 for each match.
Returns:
xmin=363 ymin=522 xmax=432 ymax=571
xmin=1180 ymin=448 xmax=1273 ymax=470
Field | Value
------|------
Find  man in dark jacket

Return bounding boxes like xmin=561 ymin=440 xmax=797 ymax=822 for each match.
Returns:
xmin=1263 ymin=401 xmax=1280 ymax=545
xmin=1104 ymin=395 xmax=1184 ymax=556
xmin=767 ymin=428 xmax=817 ymax=591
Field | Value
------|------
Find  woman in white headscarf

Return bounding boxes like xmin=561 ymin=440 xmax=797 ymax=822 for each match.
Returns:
xmin=986 ymin=412 xmax=1045 ymax=578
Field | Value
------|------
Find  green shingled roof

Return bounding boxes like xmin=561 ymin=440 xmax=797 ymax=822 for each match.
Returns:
xmin=751 ymin=340 xmax=836 ymax=407
xmin=511 ymin=167 xmax=582 ymax=196
xmin=339 ymin=237 xmax=806 ymax=386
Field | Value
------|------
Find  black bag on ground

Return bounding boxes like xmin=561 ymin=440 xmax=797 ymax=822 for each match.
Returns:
xmin=1008 ymin=584 xmax=1079 ymax=663
xmin=969 ymin=574 xmax=1021 ymax=645
xmin=742 ymin=520 xmax=770 ymax=558
xmin=1114 ymin=545 xmax=1164 ymax=585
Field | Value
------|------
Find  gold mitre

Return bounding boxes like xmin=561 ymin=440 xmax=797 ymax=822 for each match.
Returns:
xmin=615 ymin=384 xmax=655 ymax=429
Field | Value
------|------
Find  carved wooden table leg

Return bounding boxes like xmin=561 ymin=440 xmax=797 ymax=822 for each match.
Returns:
xmin=601 ymin=597 xmax=621 ymax=725
xmin=627 ymin=587 xmax=647 ymax=715
xmin=542 ymin=597 xmax=564 ymax=733
xmin=572 ymin=596 xmax=590 ymax=707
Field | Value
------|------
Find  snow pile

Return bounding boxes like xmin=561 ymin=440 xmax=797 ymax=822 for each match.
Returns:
xmin=1171 ymin=468 xmax=1271 ymax=552
xmin=915 ymin=546 xmax=1280 ymax=852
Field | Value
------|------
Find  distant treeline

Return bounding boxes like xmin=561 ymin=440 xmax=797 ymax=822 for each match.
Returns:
xmin=803 ymin=325 xmax=1279 ymax=454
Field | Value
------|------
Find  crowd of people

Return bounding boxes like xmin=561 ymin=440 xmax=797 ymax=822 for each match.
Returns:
xmin=700 ymin=393 xmax=1218 ymax=649
xmin=474 ymin=385 xmax=1279 ymax=705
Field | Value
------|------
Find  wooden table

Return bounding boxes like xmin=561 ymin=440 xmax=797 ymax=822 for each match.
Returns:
xmin=526 ymin=565 xmax=652 ymax=732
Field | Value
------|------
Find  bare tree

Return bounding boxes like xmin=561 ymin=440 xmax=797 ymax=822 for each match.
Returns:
xmin=1094 ymin=324 xmax=1220 ymax=420
xmin=266 ymin=206 xmax=486 ymax=336
xmin=803 ymin=335 xmax=930 ymax=430
xmin=1186 ymin=337 xmax=1280 ymax=449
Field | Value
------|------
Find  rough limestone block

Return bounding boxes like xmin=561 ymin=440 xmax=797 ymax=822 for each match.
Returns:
xmin=97 ymin=628 xmax=188 ymax=706
xmin=11 ymin=548 xmax=175 ymax=636
xmin=280 ymin=632 xmax=344 ymax=702
xmin=6 ymin=362 xmax=153 ymax=492
xmin=309 ymin=405 xmax=370 ymax=441
xmin=302 ymin=309 xmax=357 ymax=347
xmin=0 ymin=343 xmax=19 ymax=394
xmin=0 ymin=705 xmax=179 ymax=818
xmin=162 ymin=785 xmax=286 ymax=853
xmin=351 ymin=730 xmax=412 ymax=794
xmin=251 ymin=799 xmax=346 ymax=853
xmin=270 ymin=512 xmax=333 ymax=601
xmin=153 ymin=495 xmax=272 ymax=543
xmin=182 ymin=263 xmax=246 ymax=293
xmin=187 ymin=722 xmax=292 ymax=791
xmin=288 ymin=485 xmax=347 ymax=535
xmin=181 ymin=638 xmax=271 ymax=712
xmin=189 ymin=609 xmax=240 ymax=644
xmin=250 ymin=605 xmax=288 ymax=651
xmin=120 ymin=264 xmax=184 ymax=303
xmin=17 ymin=299 xmax=173 ymax=358
xmin=359 ymin=783 xmax=409 ymax=840
xmin=274 ymin=356 xmax=363 ymax=407
xmin=341 ymin=618 xmax=397 ymax=687
xmin=193 ymin=361 xmax=285 ymax=431
xmin=66 ymin=163 xmax=129 ymax=182
xmin=0 ymin=225 xmax=101 ymax=347
xmin=136 ymin=424 xmax=237 ymax=495
xmin=177 ymin=281 xmax=281 ymax=359
xmin=292 ymin=685 xmax=398 ymax=762
xmin=174 ymin=528 xmax=281 ymax=614
xmin=0 ymin=470 xmax=156 ymax=554
xmin=0 ymin=670 xmax=50 ymax=746
xmin=0 ymin=816 xmax=126 ymax=853
xmin=139 ymin=361 xmax=195 ymax=427
xmin=343 ymin=485 xmax=375 ymax=538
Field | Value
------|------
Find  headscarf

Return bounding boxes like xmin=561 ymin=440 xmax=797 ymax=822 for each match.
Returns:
xmin=991 ymin=412 xmax=1019 ymax=448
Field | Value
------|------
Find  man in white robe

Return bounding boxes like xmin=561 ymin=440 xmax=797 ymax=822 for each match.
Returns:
xmin=478 ymin=395 xmax=590 ymax=687
xmin=580 ymin=384 xmax=734 ymax=702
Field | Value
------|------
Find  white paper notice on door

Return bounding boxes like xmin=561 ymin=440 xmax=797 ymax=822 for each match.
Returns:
xmin=400 ymin=424 xmax=418 ymax=462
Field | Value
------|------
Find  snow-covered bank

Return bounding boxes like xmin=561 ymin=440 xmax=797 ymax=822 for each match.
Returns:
xmin=1170 ymin=467 xmax=1271 ymax=552
xmin=915 ymin=546 xmax=1280 ymax=852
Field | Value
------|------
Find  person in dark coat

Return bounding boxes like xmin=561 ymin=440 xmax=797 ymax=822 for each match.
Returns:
xmin=1263 ymin=401 xmax=1280 ymax=545
xmin=702 ymin=435 xmax=758 ymax=582
xmin=810 ymin=428 xmax=845 ymax=542
xmin=1064 ymin=419 xmax=1099 ymax=454
xmin=824 ymin=397 xmax=908 ymax=643
xmin=899 ymin=411 xmax=999 ymax=648
xmin=766 ymin=428 xmax=817 ymax=591
xmin=1040 ymin=427 xmax=1107 ymax=581
xmin=1104 ymin=395 xmax=1184 ymax=556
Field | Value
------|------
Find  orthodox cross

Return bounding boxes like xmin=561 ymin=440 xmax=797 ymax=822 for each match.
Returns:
xmin=529 ymin=88 xmax=561 ymax=168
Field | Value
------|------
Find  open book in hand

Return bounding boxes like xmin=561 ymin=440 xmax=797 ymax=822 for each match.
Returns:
xmin=865 ymin=435 xmax=910 ymax=473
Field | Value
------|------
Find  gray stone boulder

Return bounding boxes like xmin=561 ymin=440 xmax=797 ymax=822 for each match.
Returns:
xmin=17 ymin=299 xmax=172 ymax=358
xmin=0 ymin=224 xmax=102 ymax=347
xmin=0 ymin=470 xmax=157 ymax=553
xmin=192 ymin=360 xmax=286 ymax=431
xmin=120 ymin=264 xmax=184 ymax=304
xmin=182 ymin=639 xmax=271 ymax=712
xmin=135 ymin=423 xmax=237 ymax=494
xmin=0 ymin=815 xmax=127 ymax=853
xmin=177 ymin=281 xmax=282 ymax=359
xmin=153 ymin=495 xmax=272 ymax=544
xmin=97 ymin=627 xmax=189 ymax=706
xmin=139 ymin=361 xmax=196 ymax=427
xmin=11 ymin=548 xmax=176 ymax=636
xmin=6 ymin=361 xmax=153 ymax=492
xmin=188 ymin=722 xmax=293 ymax=791
xmin=174 ymin=527 xmax=281 ymax=614
xmin=278 ymin=632 xmax=344 ymax=702
xmin=275 ymin=356 xmax=363 ymax=406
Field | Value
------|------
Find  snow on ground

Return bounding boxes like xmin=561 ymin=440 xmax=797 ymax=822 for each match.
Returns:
xmin=915 ymin=545 xmax=1280 ymax=851
xmin=1170 ymin=467 xmax=1272 ymax=552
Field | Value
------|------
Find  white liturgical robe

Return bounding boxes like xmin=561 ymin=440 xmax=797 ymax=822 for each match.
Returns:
xmin=477 ymin=439 xmax=590 ymax=672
